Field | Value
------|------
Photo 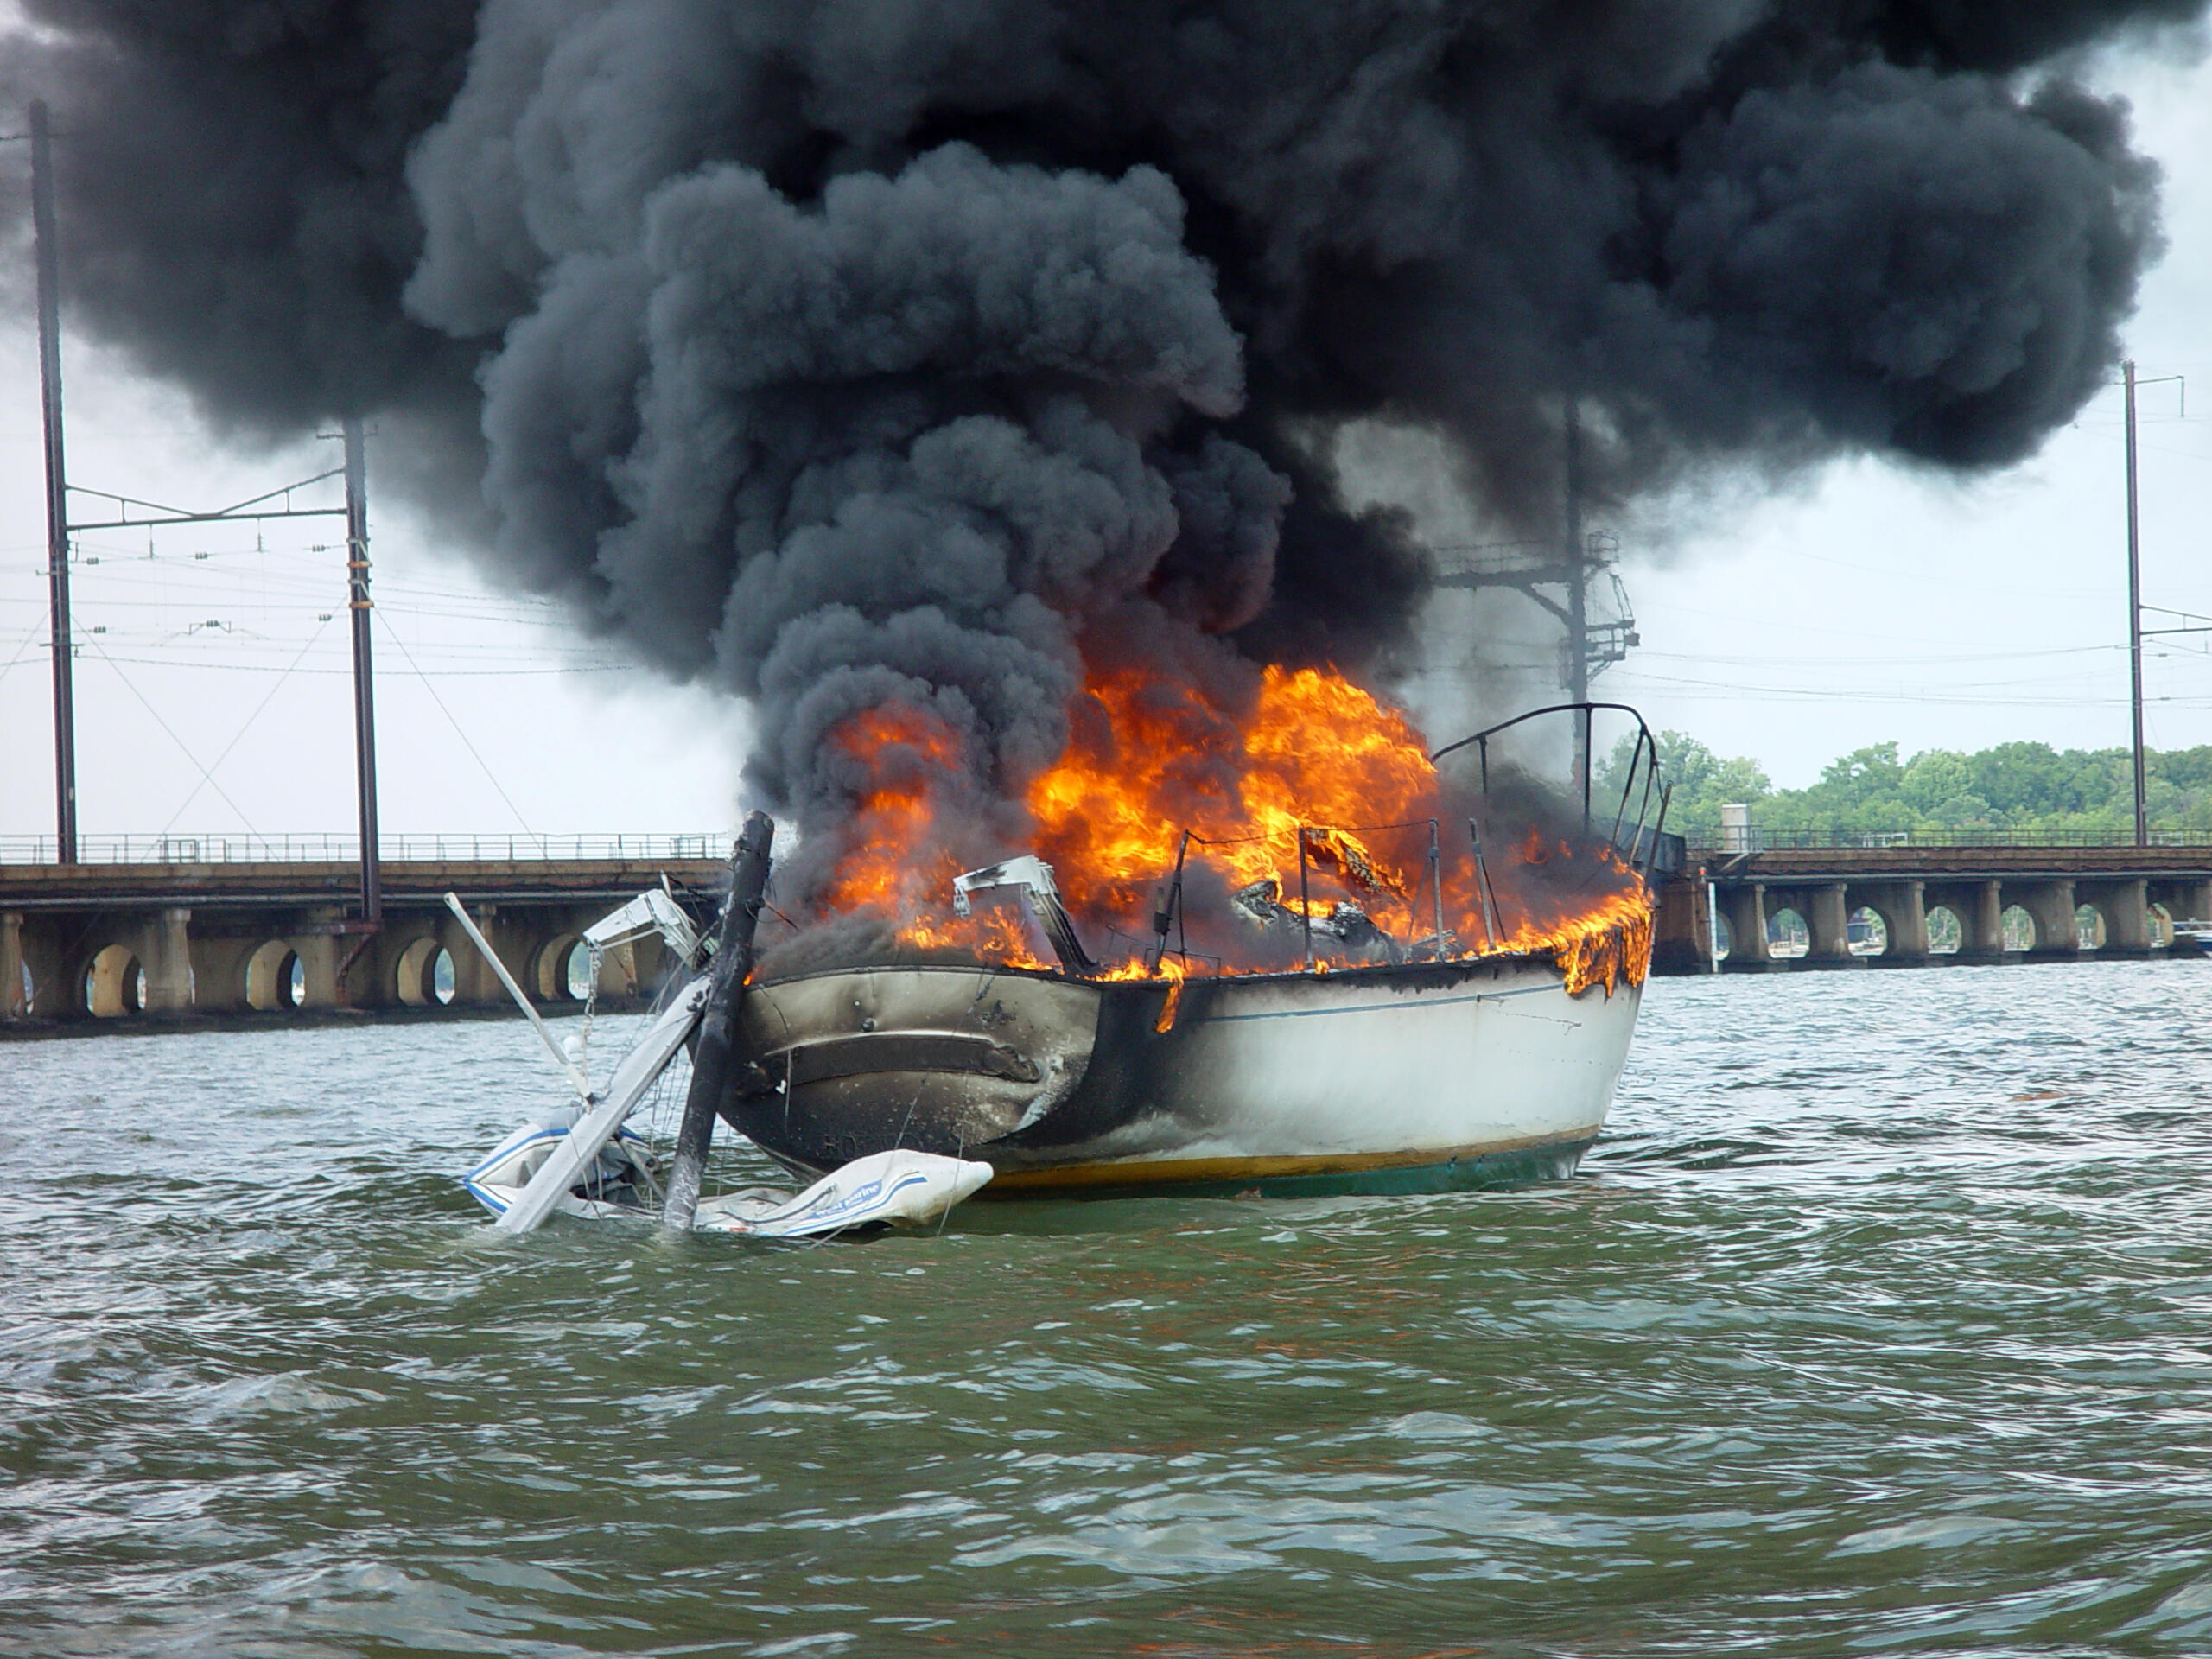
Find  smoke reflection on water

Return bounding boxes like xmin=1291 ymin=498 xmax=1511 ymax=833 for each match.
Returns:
xmin=4 ymin=962 xmax=2212 ymax=1656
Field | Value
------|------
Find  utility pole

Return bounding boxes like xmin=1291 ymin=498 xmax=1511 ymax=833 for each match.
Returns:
xmin=344 ymin=418 xmax=381 ymax=925
xmin=2125 ymin=359 xmax=2146 ymax=848
xmin=61 ymin=454 xmax=373 ymax=890
xmin=25 ymin=101 xmax=383 ymax=895
xmin=31 ymin=100 xmax=78 ymax=862
xmin=1429 ymin=399 xmax=1637 ymax=792
xmin=2121 ymin=362 xmax=2190 ymax=846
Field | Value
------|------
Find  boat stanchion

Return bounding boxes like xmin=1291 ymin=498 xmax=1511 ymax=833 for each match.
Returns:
xmin=661 ymin=810 xmax=775 ymax=1231
xmin=1298 ymin=826 xmax=1313 ymax=970
xmin=1466 ymin=817 xmax=1502 ymax=951
xmin=1427 ymin=818 xmax=1444 ymax=955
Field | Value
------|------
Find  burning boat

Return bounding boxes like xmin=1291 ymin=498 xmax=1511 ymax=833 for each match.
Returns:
xmin=720 ymin=696 xmax=1669 ymax=1197
xmin=461 ymin=694 xmax=1668 ymax=1230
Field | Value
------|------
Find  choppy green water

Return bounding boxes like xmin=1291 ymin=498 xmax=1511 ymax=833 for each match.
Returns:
xmin=5 ymin=963 xmax=2211 ymax=1657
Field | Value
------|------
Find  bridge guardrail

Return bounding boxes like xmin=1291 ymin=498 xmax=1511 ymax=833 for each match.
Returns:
xmin=0 ymin=833 xmax=734 ymax=866
xmin=1686 ymin=828 xmax=2212 ymax=852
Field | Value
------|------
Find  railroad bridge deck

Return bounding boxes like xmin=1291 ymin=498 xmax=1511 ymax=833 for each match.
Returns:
xmin=1654 ymin=842 xmax=2212 ymax=973
xmin=13 ymin=837 xmax=2211 ymax=1022
xmin=2 ymin=842 xmax=731 ymax=1025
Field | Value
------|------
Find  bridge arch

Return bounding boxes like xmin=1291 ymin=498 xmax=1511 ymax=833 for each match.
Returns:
xmin=84 ymin=944 xmax=143 ymax=1018
xmin=533 ymin=932 xmax=587 ymax=1002
xmin=393 ymin=936 xmax=439 ymax=1007
xmin=1924 ymin=906 xmax=1963 ymax=955
xmin=2001 ymin=905 xmax=2037 ymax=952
xmin=2075 ymin=903 xmax=2107 ymax=951
xmin=1765 ymin=906 xmax=1809 ymax=958
xmin=1847 ymin=904 xmax=1889 ymax=957
xmin=245 ymin=939 xmax=303 ymax=1011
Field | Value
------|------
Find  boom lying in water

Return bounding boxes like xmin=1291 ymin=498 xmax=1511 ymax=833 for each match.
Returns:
xmin=453 ymin=836 xmax=995 ymax=1239
xmin=464 ymin=1128 xmax=993 ymax=1236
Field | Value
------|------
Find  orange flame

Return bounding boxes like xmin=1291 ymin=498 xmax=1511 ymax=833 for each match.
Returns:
xmin=814 ymin=661 xmax=1653 ymax=994
xmin=814 ymin=705 xmax=1044 ymax=966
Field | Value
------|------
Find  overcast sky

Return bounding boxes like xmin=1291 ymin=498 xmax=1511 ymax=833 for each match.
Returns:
xmin=1602 ymin=39 xmax=2212 ymax=786
xmin=1 ymin=35 xmax=2206 ymax=847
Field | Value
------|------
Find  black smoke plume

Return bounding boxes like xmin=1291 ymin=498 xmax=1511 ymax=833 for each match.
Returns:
xmin=3 ymin=1 xmax=2200 ymax=906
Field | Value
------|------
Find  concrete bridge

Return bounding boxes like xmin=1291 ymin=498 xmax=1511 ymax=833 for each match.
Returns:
xmin=2 ymin=839 xmax=730 ymax=1025
xmin=16 ymin=836 xmax=2209 ymax=1021
xmin=1652 ymin=843 xmax=2212 ymax=973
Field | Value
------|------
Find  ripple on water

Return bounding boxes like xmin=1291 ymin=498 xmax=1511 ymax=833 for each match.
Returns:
xmin=4 ymin=963 xmax=2212 ymax=1654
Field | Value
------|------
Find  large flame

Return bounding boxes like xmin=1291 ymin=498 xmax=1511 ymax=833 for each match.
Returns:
xmin=814 ymin=662 xmax=1653 ymax=994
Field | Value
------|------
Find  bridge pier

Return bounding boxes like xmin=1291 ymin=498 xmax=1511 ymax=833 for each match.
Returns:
xmin=188 ymin=931 xmax=255 ymax=1013
xmin=1804 ymin=884 xmax=1853 ymax=963
xmin=1974 ymin=880 xmax=2004 ymax=958
xmin=140 ymin=907 xmax=195 ymax=1012
xmin=1719 ymin=882 xmax=1773 ymax=970
xmin=441 ymin=903 xmax=567 ymax=1008
xmin=2009 ymin=880 xmax=2080 ymax=962
xmin=289 ymin=910 xmax=346 ymax=1007
xmin=1649 ymin=876 xmax=1717 ymax=973
xmin=13 ymin=915 xmax=64 ymax=1018
xmin=2077 ymin=878 xmax=2152 ymax=957
xmin=1857 ymin=880 xmax=1929 ymax=964
xmin=1981 ymin=885 xmax=2017 ymax=960
xmin=429 ymin=903 xmax=617 ymax=1010
xmin=364 ymin=920 xmax=439 ymax=1009
xmin=2149 ymin=879 xmax=2207 ymax=935
xmin=3 ymin=911 xmax=26 ymax=1017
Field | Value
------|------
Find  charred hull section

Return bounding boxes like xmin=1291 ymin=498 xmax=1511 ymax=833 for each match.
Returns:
xmin=726 ymin=966 xmax=1098 ymax=1168
xmin=726 ymin=956 xmax=1641 ymax=1195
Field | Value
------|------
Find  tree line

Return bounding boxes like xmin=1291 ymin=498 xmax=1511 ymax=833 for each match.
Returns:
xmin=1602 ymin=733 xmax=2212 ymax=843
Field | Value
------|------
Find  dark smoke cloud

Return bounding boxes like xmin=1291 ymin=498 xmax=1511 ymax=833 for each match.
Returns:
xmin=4 ymin=0 xmax=2201 ymax=895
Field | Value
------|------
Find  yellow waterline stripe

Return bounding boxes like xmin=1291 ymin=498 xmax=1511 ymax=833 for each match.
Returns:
xmin=985 ymin=1130 xmax=1590 ymax=1192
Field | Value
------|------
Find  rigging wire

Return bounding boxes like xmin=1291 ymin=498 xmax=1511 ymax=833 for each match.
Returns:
xmin=377 ymin=611 xmax=539 ymax=837
xmin=0 ymin=616 xmax=44 ymax=679
xmin=159 ymin=613 xmax=333 ymax=833
xmin=80 ymin=632 xmax=260 ymax=831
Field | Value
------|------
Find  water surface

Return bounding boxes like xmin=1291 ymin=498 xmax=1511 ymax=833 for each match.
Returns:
xmin=4 ymin=963 xmax=2210 ymax=1656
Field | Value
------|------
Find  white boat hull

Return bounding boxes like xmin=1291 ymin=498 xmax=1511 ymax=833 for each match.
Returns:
xmin=728 ymin=955 xmax=1642 ymax=1195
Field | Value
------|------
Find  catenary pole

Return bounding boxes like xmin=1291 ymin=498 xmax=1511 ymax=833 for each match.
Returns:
xmin=343 ymin=418 xmax=382 ymax=922
xmin=2124 ymin=359 xmax=2146 ymax=849
xmin=31 ymin=100 xmax=78 ymax=862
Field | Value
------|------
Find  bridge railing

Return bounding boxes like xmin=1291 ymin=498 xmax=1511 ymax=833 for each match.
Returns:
xmin=0 ymin=832 xmax=734 ymax=866
xmin=1686 ymin=828 xmax=2212 ymax=852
